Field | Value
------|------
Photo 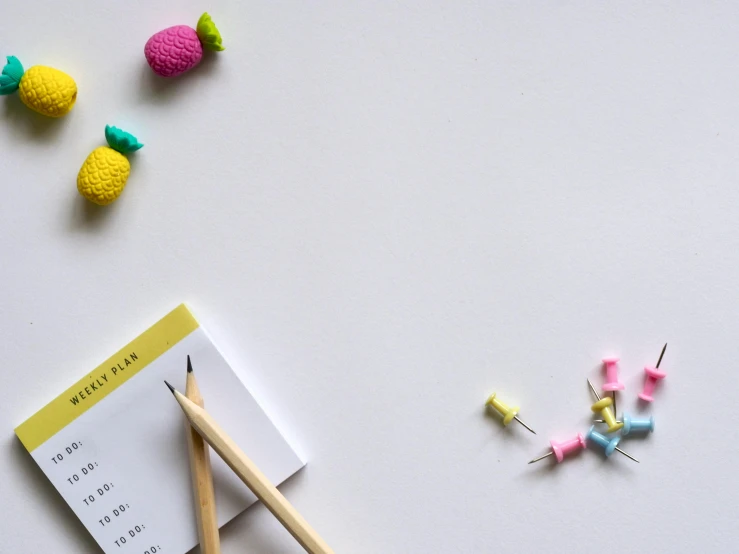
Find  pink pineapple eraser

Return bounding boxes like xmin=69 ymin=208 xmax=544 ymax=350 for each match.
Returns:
xmin=145 ymin=13 xmax=224 ymax=77
xmin=638 ymin=365 xmax=666 ymax=402
xmin=602 ymin=356 xmax=624 ymax=392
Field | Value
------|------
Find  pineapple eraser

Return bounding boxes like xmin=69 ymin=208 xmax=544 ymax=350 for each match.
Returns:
xmin=144 ymin=12 xmax=224 ymax=77
xmin=0 ymin=55 xmax=77 ymax=117
xmin=77 ymin=126 xmax=143 ymax=206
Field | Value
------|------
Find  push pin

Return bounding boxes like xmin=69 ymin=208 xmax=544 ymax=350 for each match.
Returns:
xmin=639 ymin=343 xmax=667 ymax=402
xmin=586 ymin=426 xmax=639 ymax=462
xmin=485 ymin=392 xmax=536 ymax=434
xmin=595 ymin=413 xmax=655 ymax=436
xmin=528 ymin=433 xmax=586 ymax=464
xmin=588 ymin=379 xmax=623 ymax=433
xmin=602 ymin=356 xmax=624 ymax=417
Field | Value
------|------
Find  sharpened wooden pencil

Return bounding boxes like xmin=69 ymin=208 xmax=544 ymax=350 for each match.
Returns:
xmin=165 ymin=380 xmax=333 ymax=554
xmin=185 ymin=356 xmax=221 ymax=554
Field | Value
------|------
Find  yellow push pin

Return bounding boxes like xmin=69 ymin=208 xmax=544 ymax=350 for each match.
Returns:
xmin=485 ymin=392 xmax=536 ymax=434
xmin=587 ymin=379 xmax=623 ymax=433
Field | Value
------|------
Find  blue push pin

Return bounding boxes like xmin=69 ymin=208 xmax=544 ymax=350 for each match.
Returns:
xmin=595 ymin=413 xmax=655 ymax=436
xmin=586 ymin=426 xmax=639 ymax=462
xmin=623 ymin=413 xmax=654 ymax=436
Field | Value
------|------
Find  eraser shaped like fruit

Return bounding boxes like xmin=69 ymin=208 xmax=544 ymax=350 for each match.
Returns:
xmin=77 ymin=126 xmax=143 ymax=206
xmin=145 ymin=12 xmax=224 ymax=77
xmin=0 ymin=56 xmax=77 ymax=117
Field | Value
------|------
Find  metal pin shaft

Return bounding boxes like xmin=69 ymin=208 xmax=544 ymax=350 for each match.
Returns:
xmin=612 ymin=390 xmax=617 ymax=419
xmin=514 ymin=415 xmax=536 ymax=434
xmin=656 ymin=343 xmax=667 ymax=368
xmin=615 ymin=447 xmax=639 ymax=463
xmin=528 ymin=451 xmax=553 ymax=464
xmin=587 ymin=379 xmax=602 ymax=401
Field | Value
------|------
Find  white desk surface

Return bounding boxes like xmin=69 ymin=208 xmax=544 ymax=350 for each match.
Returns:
xmin=1 ymin=2 xmax=736 ymax=552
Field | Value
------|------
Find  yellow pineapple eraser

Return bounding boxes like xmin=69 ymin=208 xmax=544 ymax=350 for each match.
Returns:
xmin=78 ymin=126 xmax=143 ymax=206
xmin=0 ymin=55 xmax=77 ymax=117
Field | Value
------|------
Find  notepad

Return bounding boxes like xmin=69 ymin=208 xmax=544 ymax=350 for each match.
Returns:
xmin=15 ymin=304 xmax=304 ymax=554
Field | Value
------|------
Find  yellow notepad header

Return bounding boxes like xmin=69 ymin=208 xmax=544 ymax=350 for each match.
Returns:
xmin=15 ymin=304 xmax=199 ymax=452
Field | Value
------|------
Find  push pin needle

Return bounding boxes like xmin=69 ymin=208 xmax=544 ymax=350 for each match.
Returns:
xmin=528 ymin=451 xmax=554 ymax=464
xmin=656 ymin=342 xmax=667 ymax=368
xmin=587 ymin=379 xmax=601 ymax=402
xmin=513 ymin=415 xmax=536 ymax=435
xmin=613 ymin=392 xmax=617 ymax=422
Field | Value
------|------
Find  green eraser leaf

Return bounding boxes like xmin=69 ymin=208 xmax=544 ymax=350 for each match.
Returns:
xmin=105 ymin=125 xmax=144 ymax=155
xmin=0 ymin=56 xmax=24 ymax=95
xmin=196 ymin=13 xmax=225 ymax=52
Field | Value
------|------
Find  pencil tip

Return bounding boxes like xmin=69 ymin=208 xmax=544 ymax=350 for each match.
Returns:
xmin=187 ymin=355 xmax=193 ymax=373
xmin=164 ymin=380 xmax=175 ymax=394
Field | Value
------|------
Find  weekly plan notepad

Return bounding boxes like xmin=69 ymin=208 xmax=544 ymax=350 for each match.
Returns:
xmin=15 ymin=304 xmax=304 ymax=554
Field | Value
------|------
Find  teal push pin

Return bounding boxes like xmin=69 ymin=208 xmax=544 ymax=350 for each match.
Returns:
xmin=623 ymin=413 xmax=654 ymax=436
xmin=596 ymin=413 xmax=655 ymax=436
xmin=586 ymin=425 xmax=639 ymax=462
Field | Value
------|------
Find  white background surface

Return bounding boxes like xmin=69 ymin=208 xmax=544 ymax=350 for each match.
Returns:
xmin=0 ymin=2 xmax=736 ymax=553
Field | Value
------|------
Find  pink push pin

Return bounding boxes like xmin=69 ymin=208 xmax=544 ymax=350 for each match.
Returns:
xmin=528 ymin=433 xmax=587 ymax=464
xmin=639 ymin=343 xmax=668 ymax=402
xmin=602 ymin=356 xmax=624 ymax=417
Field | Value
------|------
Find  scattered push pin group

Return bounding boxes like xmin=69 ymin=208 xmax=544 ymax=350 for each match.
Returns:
xmin=523 ymin=343 xmax=667 ymax=466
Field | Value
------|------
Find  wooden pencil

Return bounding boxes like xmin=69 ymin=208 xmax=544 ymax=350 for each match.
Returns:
xmin=185 ymin=356 xmax=221 ymax=554
xmin=165 ymin=380 xmax=333 ymax=554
